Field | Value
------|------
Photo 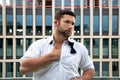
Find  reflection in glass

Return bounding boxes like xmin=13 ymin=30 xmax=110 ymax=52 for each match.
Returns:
xmin=112 ymin=0 xmax=118 ymax=7
xmin=6 ymin=15 xmax=13 ymax=35
xmin=36 ymin=15 xmax=42 ymax=35
xmin=93 ymin=15 xmax=99 ymax=35
xmin=6 ymin=62 xmax=13 ymax=77
xmin=102 ymin=62 xmax=109 ymax=76
xmin=84 ymin=38 xmax=90 ymax=55
xmin=16 ymin=15 xmax=23 ymax=35
xmin=103 ymin=39 xmax=109 ymax=58
xmin=0 ymin=15 xmax=2 ymax=34
xmin=0 ymin=62 xmax=2 ymax=77
xmin=16 ymin=38 xmax=23 ymax=59
xmin=26 ymin=15 xmax=33 ymax=35
xmin=46 ymin=15 xmax=52 ymax=35
xmin=93 ymin=38 xmax=99 ymax=58
xmin=74 ymin=0 xmax=80 ymax=7
xmin=74 ymin=38 xmax=81 ymax=42
xmin=83 ymin=15 xmax=90 ymax=35
xmin=55 ymin=0 xmax=61 ymax=8
xmin=102 ymin=0 xmax=108 ymax=7
xmin=112 ymin=39 xmax=118 ymax=58
xmin=74 ymin=16 xmax=80 ymax=35
xmin=102 ymin=15 xmax=108 ymax=35
xmin=112 ymin=15 xmax=118 ymax=35
xmin=0 ymin=39 xmax=3 ymax=59
xmin=16 ymin=62 xmax=22 ymax=77
xmin=64 ymin=0 xmax=71 ymax=7
xmin=16 ymin=0 xmax=22 ymax=8
xmin=6 ymin=39 xmax=13 ymax=59
xmin=112 ymin=62 xmax=119 ymax=76
xmin=94 ymin=62 xmax=100 ymax=76
xmin=26 ymin=38 xmax=32 ymax=50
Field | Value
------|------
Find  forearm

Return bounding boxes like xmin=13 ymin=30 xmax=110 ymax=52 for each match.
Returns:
xmin=80 ymin=68 xmax=95 ymax=80
xmin=20 ymin=53 xmax=55 ymax=75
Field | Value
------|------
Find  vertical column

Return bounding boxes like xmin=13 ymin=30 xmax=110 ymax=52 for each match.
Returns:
xmin=80 ymin=0 xmax=83 ymax=43
xmin=22 ymin=0 xmax=26 ymax=77
xmin=61 ymin=0 xmax=64 ymax=9
xmin=90 ymin=0 xmax=93 ymax=58
xmin=99 ymin=0 xmax=102 ymax=36
xmin=109 ymin=0 xmax=112 ymax=36
xmin=2 ymin=0 xmax=6 ymax=78
xmin=42 ymin=0 xmax=45 ymax=38
xmin=119 ymin=0 xmax=120 ymax=77
xmin=52 ymin=0 xmax=55 ymax=34
xmin=33 ymin=0 xmax=36 ymax=41
xmin=71 ymin=0 xmax=74 ymax=38
xmin=13 ymin=0 xmax=16 ymax=77
xmin=108 ymin=0 xmax=112 ymax=77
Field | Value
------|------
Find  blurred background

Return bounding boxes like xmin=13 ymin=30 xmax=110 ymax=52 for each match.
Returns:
xmin=0 ymin=0 xmax=120 ymax=79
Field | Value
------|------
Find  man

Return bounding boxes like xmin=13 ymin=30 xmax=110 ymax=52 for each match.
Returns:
xmin=20 ymin=9 xmax=95 ymax=80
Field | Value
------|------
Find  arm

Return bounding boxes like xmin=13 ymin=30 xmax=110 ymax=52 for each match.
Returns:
xmin=20 ymin=44 xmax=61 ymax=75
xmin=71 ymin=68 xmax=95 ymax=80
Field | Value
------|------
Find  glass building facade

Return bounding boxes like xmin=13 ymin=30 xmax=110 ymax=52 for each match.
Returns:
xmin=0 ymin=0 xmax=120 ymax=79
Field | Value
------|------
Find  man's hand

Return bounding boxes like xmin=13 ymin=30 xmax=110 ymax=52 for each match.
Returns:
xmin=49 ymin=44 xmax=62 ymax=61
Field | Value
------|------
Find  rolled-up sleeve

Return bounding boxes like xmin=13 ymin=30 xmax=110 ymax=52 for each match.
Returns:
xmin=79 ymin=45 xmax=94 ymax=70
xmin=20 ymin=40 xmax=42 ymax=64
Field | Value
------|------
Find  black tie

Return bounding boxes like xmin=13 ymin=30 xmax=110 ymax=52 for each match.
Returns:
xmin=68 ymin=41 xmax=76 ymax=54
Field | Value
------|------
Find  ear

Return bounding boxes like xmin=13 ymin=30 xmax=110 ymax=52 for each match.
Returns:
xmin=54 ymin=19 xmax=58 ymax=27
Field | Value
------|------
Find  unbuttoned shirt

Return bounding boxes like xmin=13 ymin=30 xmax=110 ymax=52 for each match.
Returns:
xmin=20 ymin=36 xmax=94 ymax=80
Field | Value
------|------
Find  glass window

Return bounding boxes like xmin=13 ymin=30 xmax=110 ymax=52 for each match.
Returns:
xmin=74 ymin=16 xmax=80 ymax=35
xmin=6 ymin=0 xmax=13 ymax=8
xmin=36 ymin=15 xmax=42 ymax=35
xmin=36 ymin=0 xmax=42 ymax=6
xmin=93 ymin=0 xmax=99 ymax=8
xmin=0 ymin=39 xmax=3 ymax=59
xmin=112 ymin=0 xmax=118 ymax=8
xmin=112 ymin=15 xmax=118 ymax=35
xmin=6 ymin=62 xmax=13 ymax=77
xmin=16 ymin=15 xmax=23 ymax=35
xmin=83 ymin=15 xmax=90 ymax=35
xmin=26 ymin=15 xmax=33 ymax=35
xmin=16 ymin=38 xmax=23 ymax=59
xmin=26 ymin=38 xmax=33 ymax=50
xmin=0 ymin=15 xmax=2 ymax=35
xmin=102 ymin=0 xmax=108 ymax=8
xmin=102 ymin=62 xmax=109 ymax=76
xmin=46 ymin=15 xmax=52 ymax=35
xmin=112 ymin=39 xmax=118 ymax=58
xmin=84 ymin=0 xmax=89 ymax=8
xmin=74 ymin=0 xmax=80 ymax=7
xmin=93 ymin=38 xmax=99 ymax=58
xmin=93 ymin=15 xmax=99 ymax=35
xmin=112 ymin=62 xmax=119 ymax=76
xmin=74 ymin=38 xmax=81 ymax=42
xmin=0 ymin=62 xmax=2 ymax=77
xmin=16 ymin=62 xmax=22 ymax=77
xmin=94 ymin=62 xmax=100 ymax=76
xmin=6 ymin=38 xmax=13 ymax=59
xmin=16 ymin=0 xmax=22 ymax=8
xmin=103 ymin=39 xmax=109 ymax=58
xmin=26 ymin=0 xmax=33 ymax=7
xmin=64 ymin=0 xmax=71 ymax=7
xmin=102 ymin=15 xmax=108 ymax=35
xmin=55 ymin=0 xmax=61 ymax=8
xmin=84 ymin=38 xmax=90 ymax=55
xmin=6 ymin=15 xmax=13 ymax=35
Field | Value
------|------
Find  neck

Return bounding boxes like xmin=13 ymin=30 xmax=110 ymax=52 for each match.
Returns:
xmin=53 ymin=33 xmax=67 ymax=44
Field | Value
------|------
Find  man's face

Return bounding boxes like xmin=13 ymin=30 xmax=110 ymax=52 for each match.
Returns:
xmin=55 ymin=14 xmax=75 ymax=37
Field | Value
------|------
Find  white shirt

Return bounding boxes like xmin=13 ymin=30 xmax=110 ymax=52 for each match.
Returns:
xmin=20 ymin=36 xmax=94 ymax=80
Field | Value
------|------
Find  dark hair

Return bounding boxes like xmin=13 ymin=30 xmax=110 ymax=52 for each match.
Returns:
xmin=55 ymin=9 xmax=76 ymax=21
